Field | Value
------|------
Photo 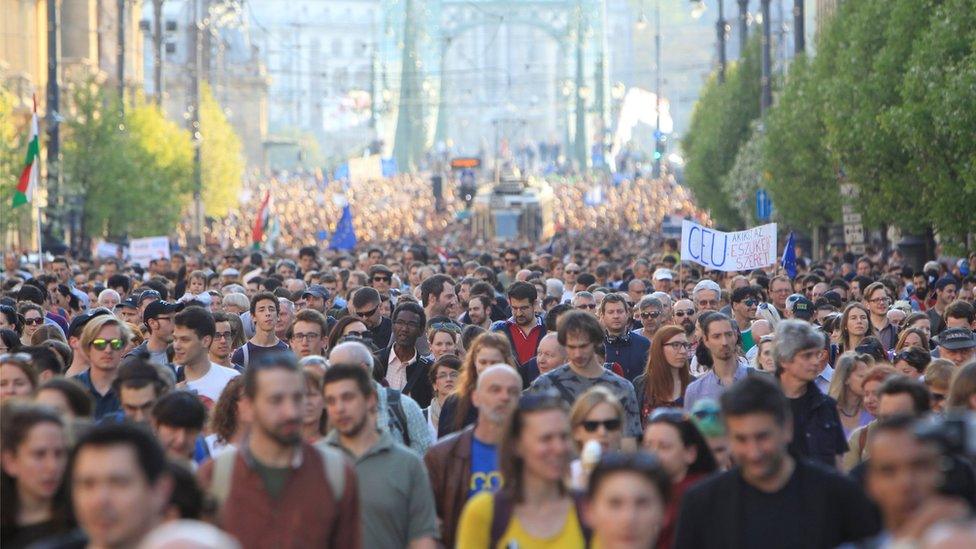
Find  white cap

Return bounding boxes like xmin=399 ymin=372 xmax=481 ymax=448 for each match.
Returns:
xmin=220 ymin=268 xmax=240 ymax=277
xmin=653 ymin=268 xmax=673 ymax=281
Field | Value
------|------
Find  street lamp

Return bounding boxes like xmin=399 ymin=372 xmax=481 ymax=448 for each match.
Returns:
xmin=690 ymin=0 xmax=727 ymax=83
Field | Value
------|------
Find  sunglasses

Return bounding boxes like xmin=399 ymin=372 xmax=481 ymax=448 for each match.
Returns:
xmin=372 ymin=276 xmax=391 ymax=282
xmin=577 ymin=304 xmax=597 ymax=310
xmin=24 ymin=317 xmax=45 ymax=326
xmin=674 ymin=309 xmax=696 ymax=318
xmin=639 ymin=311 xmax=662 ymax=320
xmin=356 ymin=306 xmax=378 ymax=319
xmin=344 ymin=330 xmax=369 ymax=338
xmin=742 ymin=299 xmax=758 ymax=307
xmin=565 ymin=269 xmax=580 ymax=274
xmin=582 ymin=419 xmax=622 ymax=432
xmin=0 ymin=352 xmax=32 ymax=363
xmin=90 ymin=338 xmax=125 ymax=351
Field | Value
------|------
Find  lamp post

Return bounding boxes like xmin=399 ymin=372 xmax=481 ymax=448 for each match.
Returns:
xmin=738 ymin=0 xmax=749 ymax=53
xmin=793 ymin=0 xmax=804 ymax=54
xmin=760 ymin=0 xmax=772 ymax=113
xmin=690 ymin=0 xmax=726 ymax=83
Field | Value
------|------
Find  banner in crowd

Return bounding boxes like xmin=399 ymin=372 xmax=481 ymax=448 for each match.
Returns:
xmin=129 ymin=236 xmax=171 ymax=267
xmin=680 ymin=220 xmax=777 ymax=272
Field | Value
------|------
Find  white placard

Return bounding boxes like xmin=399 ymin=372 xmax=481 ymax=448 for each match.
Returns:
xmin=680 ymin=220 xmax=778 ymax=272
xmin=129 ymin=236 xmax=170 ymax=267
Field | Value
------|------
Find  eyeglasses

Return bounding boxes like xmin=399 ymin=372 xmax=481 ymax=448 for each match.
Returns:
xmin=663 ymin=341 xmax=690 ymax=351
xmin=214 ymin=331 xmax=234 ymax=340
xmin=292 ymin=332 xmax=321 ymax=341
xmin=565 ymin=270 xmax=580 ymax=274
xmin=639 ymin=311 xmax=662 ymax=320
xmin=674 ymin=309 xmax=696 ymax=318
xmin=435 ymin=370 xmax=460 ymax=380
xmin=90 ymin=338 xmax=125 ymax=351
xmin=344 ymin=330 xmax=369 ymax=338
xmin=372 ymin=276 xmax=391 ymax=283
xmin=356 ymin=306 xmax=378 ymax=319
xmin=576 ymin=303 xmax=597 ymax=310
xmin=430 ymin=321 xmax=462 ymax=333
xmin=867 ymin=296 xmax=891 ymax=305
xmin=394 ymin=318 xmax=421 ymax=328
xmin=582 ymin=418 xmax=622 ymax=432
xmin=24 ymin=317 xmax=45 ymax=326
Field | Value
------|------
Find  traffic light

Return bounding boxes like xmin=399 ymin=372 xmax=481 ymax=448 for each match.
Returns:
xmin=654 ymin=137 xmax=666 ymax=161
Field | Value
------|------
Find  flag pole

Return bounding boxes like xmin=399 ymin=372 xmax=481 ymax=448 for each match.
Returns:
xmin=34 ymin=94 xmax=43 ymax=272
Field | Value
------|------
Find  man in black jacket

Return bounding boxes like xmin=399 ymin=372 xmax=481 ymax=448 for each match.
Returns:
xmin=674 ymin=375 xmax=879 ymax=549
xmin=372 ymin=301 xmax=434 ymax=408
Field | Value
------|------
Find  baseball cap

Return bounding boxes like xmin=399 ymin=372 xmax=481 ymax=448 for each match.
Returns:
xmin=139 ymin=289 xmax=162 ymax=303
xmin=116 ymin=296 xmax=139 ymax=310
xmin=302 ymin=284 xmax=331 ymax=301
xmin=790 ymin=296 xmax=815 ymax=321
xmin=933 ymin=328 xmax=976 ymax=351
xmin=653 ymin=268 xmax=673 ymax=281
xmin=820 ymin=290 xmax=844 ymax=309
xmin=934 ymin=276 xmax=959 ymax=291
xmin=67 ymin=308 xmax=112 ymax=338
xmin=143 ymin=300 xmax=183 ymax=323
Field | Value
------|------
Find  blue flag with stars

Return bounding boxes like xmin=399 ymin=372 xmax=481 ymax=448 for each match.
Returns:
xmin=781 ymin=231 xmax=797 ymax=279
xmin=329 ymin=204 xmax=358 ymax=251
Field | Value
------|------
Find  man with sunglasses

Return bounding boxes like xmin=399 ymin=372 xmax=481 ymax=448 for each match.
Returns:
xmin=350 ymin=286 xmax=393 ymax=351
xmin=633 ymin=296 xmax=666 ymax=341
xmin=126 ymin=300 xmax=182 ymax=369
xmin=497 ymin=248 xmax=521 ymax=290
xmin=75 ymin=315 xmax=133 ymax=419
xmin=731 ymin=286 xmax=761 ymax=353
xmin=368 ymin=264 xmax=396 ymax=303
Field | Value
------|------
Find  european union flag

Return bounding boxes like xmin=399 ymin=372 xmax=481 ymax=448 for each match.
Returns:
xmin=329 ymin=204 xmax=358 ymax=251
xmin=781 ymin=231 xmax=797 ymax=279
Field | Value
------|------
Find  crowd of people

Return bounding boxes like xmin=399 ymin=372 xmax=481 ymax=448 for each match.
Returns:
xmin=1 ymin=239 xmax=976 ymax=548
xmin=201 ymin=171 xmax=706 ymax=255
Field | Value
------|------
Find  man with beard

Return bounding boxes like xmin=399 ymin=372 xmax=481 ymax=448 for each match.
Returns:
xmin=464 ymin=295 xmax=492 ymax=330
xmin=490 ymin=282 xmax=546 ymax=366
xmin=674 ymin=376 xmax=878 ymax=549
xmin=684 ymin=313 xmax=748 ymax=410
xmin=321 ymin=364 xmax=437 ymax=549
xmin=421 ymin=274 xmax=460 ymax=320
xmin=673 ymin=298 xmax=699 ymax=358
xmin=199 ymin=352 xmax=361 ymax=548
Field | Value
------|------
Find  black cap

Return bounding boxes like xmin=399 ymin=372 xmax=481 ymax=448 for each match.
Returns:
xmin=933 ymin=328 xmax=976 ymax=350
xmin=139 ymin=289 xmax=162 ymax=303
xmin=820 ymin=290 xmax=844 ymax=309
xmin=302 ymin=284 xmax=331 ymax=300
xmin=117 ymin=296 xmax=139 ymax=310
xmin=143 ymin=300 xmax=183 ymax=323
xmin=67 ymin=308 xmax=112 ymax=338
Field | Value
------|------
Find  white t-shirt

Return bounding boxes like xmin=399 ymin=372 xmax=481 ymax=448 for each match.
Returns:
xmin=182 ymin=363 xmax=240 ymax=409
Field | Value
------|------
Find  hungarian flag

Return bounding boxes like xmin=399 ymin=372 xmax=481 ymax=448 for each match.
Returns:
xmin=251 ymin=190 xmax=271 ymax=249
xmin=12 ymin=98 xmax=40 ymax=208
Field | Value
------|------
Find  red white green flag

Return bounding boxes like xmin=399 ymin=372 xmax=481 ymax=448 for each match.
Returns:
xmin=251 ymin=190 xmax=271 ymax=249
xmin=12 ymin=99 xmax=40 ymax=208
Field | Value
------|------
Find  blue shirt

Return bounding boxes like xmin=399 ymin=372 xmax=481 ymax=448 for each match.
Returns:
xmin=684 ymin=364 xmax=751 ymax=411
xmin=468 ymin=436 xmax=500 ymax=499
xmin=73 ymin=370 xmax=121 ymax=420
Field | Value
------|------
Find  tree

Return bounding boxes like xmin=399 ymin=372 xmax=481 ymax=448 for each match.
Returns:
xmin=62 ymin=81 xmax=193 ymax=241
xmin=762 ymin=53 xmax=839 ymax=232
xmin=720 ymin=121 xmax=766 ymax=226
xmin=0 ymin=87 xmax=31 ymax=239
xmin=200 ymin=83 xmax=244 ymax=218
xmin=886 ymin=0 xmax=976 ymax=247
xmin=683 ymin=35 xmax=762 ymax=229
xmin=818 ymin=0 xmax=937 ymax=232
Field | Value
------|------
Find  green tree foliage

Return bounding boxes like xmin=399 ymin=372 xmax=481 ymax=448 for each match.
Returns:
xmin=818 ymin=0 xmax=937 ymax=231
xmin=885 ymin=0 xmax=976 ymax=244
xmin=762 ymin=53 xmax=838 ymax=231
xmin=200 ymin=83 xmax=245 ymax=218
xmin=683 ymin=35 xmax=762 ymax=229
xmin=62 ymin=82 xmax=193 ymax=239
xmin=720 ymin=121 xmax=766 ymax=226
xmin=0 ymin=87 xmax=30 ymax=235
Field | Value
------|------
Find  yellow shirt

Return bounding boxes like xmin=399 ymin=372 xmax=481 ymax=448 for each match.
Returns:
xmin=455 ymin=491 xmax=587 ymax=549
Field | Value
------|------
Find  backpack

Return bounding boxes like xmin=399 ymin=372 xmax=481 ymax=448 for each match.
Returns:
xmin=209 ymin=444 xmax=346 ymax=508
xmin=385 ymin=388 xmax=412 ymax=448
xmin=489 ymin=488 xmax=591 ymax=548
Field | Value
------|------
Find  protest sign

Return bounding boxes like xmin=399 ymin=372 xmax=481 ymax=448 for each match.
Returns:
xmin=680 ymin=220 xmax=777 ymax=272
xmin=129 ymin=236 xmax=170 ymax=267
